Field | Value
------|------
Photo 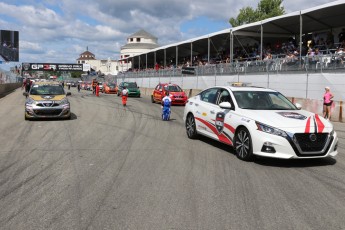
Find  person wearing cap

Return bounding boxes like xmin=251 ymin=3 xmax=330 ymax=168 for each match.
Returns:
xmin=323 ymin=86 xmax=334 ymax=120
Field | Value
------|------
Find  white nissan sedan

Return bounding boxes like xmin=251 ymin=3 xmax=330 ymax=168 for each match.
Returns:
xmin=183 ymin=86 xmax=338 ymax=161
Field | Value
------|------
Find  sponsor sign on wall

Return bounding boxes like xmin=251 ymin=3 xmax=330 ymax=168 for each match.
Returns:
xmin=182 ymin=67 xmax=195 ymax=75
xmin=21 ymin=63 xmax=85 ymax=71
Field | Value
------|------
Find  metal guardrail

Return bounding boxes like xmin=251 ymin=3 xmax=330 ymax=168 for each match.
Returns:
xmin=122 ymin=55 xmax=345 ymax=78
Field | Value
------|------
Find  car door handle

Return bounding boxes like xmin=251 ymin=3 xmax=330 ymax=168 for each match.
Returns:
xmin=210 ymin=110 xmax=215 ymax=114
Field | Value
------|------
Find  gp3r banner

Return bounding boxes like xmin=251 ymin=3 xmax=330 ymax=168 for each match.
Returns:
xmin=21 ymin=63 xmax=87 ymax=71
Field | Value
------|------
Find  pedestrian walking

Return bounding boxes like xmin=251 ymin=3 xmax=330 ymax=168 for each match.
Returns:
xmin=121 ymin=86 xmax=128 ymax=106
xmin=22 ymin=77 xmax=31 ymax=93
xmin=77 ymin=82 xmax=81 ymax=92
xmin=323 ymin=86 xmax=334 ymax=120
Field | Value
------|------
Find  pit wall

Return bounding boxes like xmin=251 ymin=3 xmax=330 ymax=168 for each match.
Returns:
xmin=139 ymin=87 xmax=344 ymax=122
xmin=0 ymin=83 xmax=22 ymax=97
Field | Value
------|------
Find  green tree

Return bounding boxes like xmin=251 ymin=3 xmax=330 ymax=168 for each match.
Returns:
xmin=71 ymin=71 xmax=83 ymax=78
xmin=229 ymin=0 xmax=285 ymax=27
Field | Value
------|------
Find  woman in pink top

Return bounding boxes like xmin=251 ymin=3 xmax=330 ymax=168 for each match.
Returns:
xmin=323 ymin=86 xmax=334 ymax=120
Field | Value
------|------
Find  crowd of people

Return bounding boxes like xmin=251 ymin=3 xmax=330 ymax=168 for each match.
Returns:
xmin=126 ymin=30 xmax=345 ymax=73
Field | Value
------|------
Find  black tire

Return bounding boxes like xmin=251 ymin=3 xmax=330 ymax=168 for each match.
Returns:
xmin=151 ymin=95 xmax=155 ymax=103
xmin=185 ymin=113 xmax=198 ymax=139
xmin=234 ymin=127 xmax=254 ymax=161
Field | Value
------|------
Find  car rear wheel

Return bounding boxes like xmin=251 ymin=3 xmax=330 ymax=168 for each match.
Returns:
xmin=186 ymin=114 xmax=198 ymax=139
xmin=234 ymin=127 xmax=254 ymax=161
xmin=151 ymin=95 xmax=155 ymax=103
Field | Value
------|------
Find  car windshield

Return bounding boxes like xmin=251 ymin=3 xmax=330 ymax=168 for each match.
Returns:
xmin=124 ymin=82 xmax=137 ymax=88
xmin=108 ymin=83 xmax=115 ymax=88
xmin=30 ymin=85 xmax=65 ymax=95
xmin=233 ymin=91 xmax=297 ymax=110
xmin=164 ymin=85 xmax=183 ymax=92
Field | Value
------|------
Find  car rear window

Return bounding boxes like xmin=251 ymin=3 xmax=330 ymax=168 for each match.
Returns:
xmin=164 ymin=85 xmax=182 ymax=92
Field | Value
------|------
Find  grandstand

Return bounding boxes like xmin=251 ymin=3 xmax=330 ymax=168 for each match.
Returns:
xmin=122 ymin=1 xmax=345 ymax=77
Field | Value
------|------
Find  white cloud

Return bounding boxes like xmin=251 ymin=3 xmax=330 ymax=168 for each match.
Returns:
xmin=0 ymin=0 xmax=335 ymax=66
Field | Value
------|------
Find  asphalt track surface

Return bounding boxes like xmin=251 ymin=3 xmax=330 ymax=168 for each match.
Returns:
xmin=0 ymin=87 xmax=345 ymax=230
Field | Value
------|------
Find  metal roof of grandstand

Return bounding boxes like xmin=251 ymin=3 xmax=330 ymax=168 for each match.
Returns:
xmin=126 ymin=0 xmax=345 ymax=61
xmin=232 ymin=0 xmax=345 ymax=36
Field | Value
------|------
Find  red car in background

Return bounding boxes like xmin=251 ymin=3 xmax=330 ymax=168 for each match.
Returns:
xmin=151 ymin=83 xmax=188 ymax=105
xmin=103 ymin=82 xmax=118 ymax=94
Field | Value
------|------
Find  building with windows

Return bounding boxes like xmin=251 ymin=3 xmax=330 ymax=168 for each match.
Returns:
xmin=76 ymin=48 xmax=119 ymax=75
xmin=76 ymin=30 xmax=160 ymax=74
xmin=119 ymin=29 xmax=160 ymax=71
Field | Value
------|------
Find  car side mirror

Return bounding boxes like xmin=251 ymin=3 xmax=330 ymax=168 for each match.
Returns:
xmin=23 ymin=92 xmax=28 ymax=97
xmin=219 ymin=102 xmax=234 ymax=110
xmin=295 ymin=102 xmax=302 ymax=110
xmin=66 ymin=92 xmax=71 ymax=96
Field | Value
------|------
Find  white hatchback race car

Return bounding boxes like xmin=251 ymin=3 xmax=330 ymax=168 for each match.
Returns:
xmin=183 ymin=86 xmax=338 ymax=161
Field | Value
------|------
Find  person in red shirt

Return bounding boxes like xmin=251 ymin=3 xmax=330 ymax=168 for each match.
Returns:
xmin=22 ymin=78 xmax=32 ymax=93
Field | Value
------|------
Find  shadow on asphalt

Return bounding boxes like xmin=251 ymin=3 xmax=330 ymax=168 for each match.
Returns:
xmin=26 ymin=112 xmax=78 ymax=121
xmin=196 ymin=135 xmax=337 ymax=168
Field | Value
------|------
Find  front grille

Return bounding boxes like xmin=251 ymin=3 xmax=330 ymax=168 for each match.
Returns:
xmin=34 ymin=109 xmax=62 ymax=116
xmin=37 ymin=102 xmax=59 ymax=107
xmin=293 ymin=133 xmax=329 ymax=152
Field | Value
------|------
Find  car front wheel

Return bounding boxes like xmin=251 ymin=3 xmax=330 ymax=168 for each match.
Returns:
xmin=234 ymin=127 xmax=254 ymax=161
xmin=186 ymin=114 xmax=198 ymax=139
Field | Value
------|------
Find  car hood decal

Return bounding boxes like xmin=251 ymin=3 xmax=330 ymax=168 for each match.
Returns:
xmin=30 ymin=95 xmax=66 ymax=101
xmin=240 ymin=109 xmax=332 ymax=132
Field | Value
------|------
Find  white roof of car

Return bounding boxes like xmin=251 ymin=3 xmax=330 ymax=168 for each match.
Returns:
xmin=213 ymin=85 xmax=277 ymax=92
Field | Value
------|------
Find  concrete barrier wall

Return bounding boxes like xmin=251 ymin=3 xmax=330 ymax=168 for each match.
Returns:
xmin=140 ymin=87 xmax=344 ymax=122
xmin=0 ymin=83 xmax=21 ymax=97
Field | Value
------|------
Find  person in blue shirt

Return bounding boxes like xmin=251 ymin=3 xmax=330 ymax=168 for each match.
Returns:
xmin=161 ymin=91 xmax=172 ymax=120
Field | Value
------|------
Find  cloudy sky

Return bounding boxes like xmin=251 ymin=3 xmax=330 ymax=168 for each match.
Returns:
xmin=0 ymin=0 xmax=334 ymax=69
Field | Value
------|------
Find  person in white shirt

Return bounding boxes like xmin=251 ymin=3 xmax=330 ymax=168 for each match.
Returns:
xmin=121 ymin=86 xmax=129 ymax=106
xmin=161 ymin=91 xmax=172 ymax=120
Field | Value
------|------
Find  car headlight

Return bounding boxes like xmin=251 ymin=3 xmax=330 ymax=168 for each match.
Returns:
xmin=59 ymin=98 xmax=69 ymax=105
xmin=255 ymin=121 xmax=288 ymax=138
xmin=25 ymin=97 xmax=35 ymax=105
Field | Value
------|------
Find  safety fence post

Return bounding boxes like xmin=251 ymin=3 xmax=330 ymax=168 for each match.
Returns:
xmin=339 ymin=101 xmax=343 ymax=122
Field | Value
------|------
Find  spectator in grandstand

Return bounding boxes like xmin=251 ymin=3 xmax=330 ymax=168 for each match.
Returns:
xmin=339 ymin=40 xmax=345 ymax=49
xmin=315 ymin=37 xmax=327 ymax=51
xmin=334 ymin=47 xmax=345 ymax=65
xmin=338 ymin=28 xmax=345 ymax=43
xmin=155 ymin=62 xmax=159 ymax=71
xmin=327 ymin=31 xmax=334 ymax=44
